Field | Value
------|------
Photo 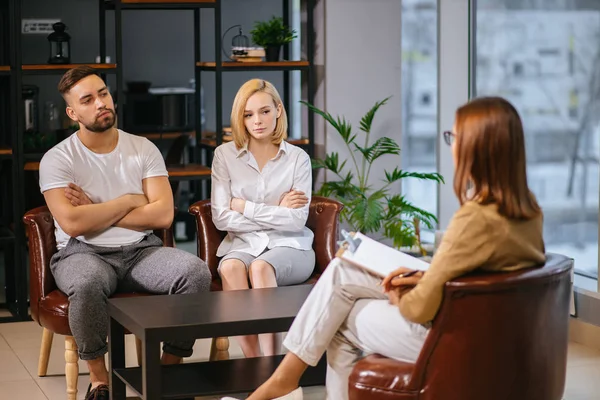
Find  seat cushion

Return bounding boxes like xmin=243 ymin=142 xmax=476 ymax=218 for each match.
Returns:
xmin=37 ymin=290 xmax=154 ymax=336
xmin=349 ymin=354 xmax=419 ymax=400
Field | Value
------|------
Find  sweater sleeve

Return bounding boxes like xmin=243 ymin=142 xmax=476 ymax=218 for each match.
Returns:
xmin=398 ymin=203 xmax=496 ymax=324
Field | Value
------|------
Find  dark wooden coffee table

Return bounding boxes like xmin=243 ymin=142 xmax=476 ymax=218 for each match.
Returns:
xmin=107 ymin=284 xmax=326 ymax=400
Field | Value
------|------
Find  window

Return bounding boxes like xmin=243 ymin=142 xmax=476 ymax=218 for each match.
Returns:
xmin=401 ymin=0 xmax=438 ymax=243
xmin=474 ymin=0 xmax=600 ymax=280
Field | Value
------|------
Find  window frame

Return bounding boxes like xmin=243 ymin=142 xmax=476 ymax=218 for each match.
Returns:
xmin=438 ymin=0 xmax=600 ymax=298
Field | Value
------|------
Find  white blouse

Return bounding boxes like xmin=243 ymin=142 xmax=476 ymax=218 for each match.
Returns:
xmin=211 ymin=140 xmax=314 ymax=257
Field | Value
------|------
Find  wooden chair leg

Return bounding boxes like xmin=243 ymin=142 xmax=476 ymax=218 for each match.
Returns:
xmin=38 ymin=328 xmax=54 ymax=377
xmin=64 ymin=336 xmax=79 ymax=400
xmin=135 ymin=336 xmax=142 ymax=366
xmin=209 ymin=337 xmax=230 ymax=361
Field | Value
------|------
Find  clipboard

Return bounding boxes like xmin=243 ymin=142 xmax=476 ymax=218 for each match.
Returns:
xmin=336 ymin=230 xmax=430 ymax=278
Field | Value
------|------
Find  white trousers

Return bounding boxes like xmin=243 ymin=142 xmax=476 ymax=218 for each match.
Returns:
xmin=283 ymin=258 xmax=429 ymax=400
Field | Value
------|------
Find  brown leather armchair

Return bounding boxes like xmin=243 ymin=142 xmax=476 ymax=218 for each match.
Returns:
xmin=23 ymin=206 xmax=175 ymax=400
xmin=189 ymin=195 xmax=344 ymax=359
xmin=348 ymin=253 xmax=573 ymax=400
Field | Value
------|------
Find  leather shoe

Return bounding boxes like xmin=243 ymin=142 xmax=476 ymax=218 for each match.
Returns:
xmin=85 ymin=383 xmax=110 ymax=400
xmin=85 ymin=382 xmax=195 ymax=400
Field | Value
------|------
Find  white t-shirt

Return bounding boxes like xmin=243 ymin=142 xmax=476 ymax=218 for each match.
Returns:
xmin=39 ymin=129 xmax=169 ymax=249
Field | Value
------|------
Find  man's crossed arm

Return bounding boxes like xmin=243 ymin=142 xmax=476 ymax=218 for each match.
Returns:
xmin=44 ymin=176 xmax=174 ymax=237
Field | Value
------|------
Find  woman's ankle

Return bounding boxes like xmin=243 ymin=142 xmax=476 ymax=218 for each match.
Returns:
xmin=270 ymin=374 xmax=300 ymax=393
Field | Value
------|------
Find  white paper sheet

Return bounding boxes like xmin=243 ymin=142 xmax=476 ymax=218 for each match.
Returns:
xmin=340 ymin=232 xmax=430 ymax=277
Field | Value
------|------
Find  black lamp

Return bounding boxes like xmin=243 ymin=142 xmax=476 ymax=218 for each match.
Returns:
xmin=47 ymin=22 xmax=71 ymax=64
xmin=222 ymin=25 xmax=249 ymax=60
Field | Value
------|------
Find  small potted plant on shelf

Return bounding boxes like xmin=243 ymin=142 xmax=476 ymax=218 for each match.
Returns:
xmin=302 ymin=97 xmax=444 ymax=254
xmin=250 ymin=16 xmax=297 ymax=62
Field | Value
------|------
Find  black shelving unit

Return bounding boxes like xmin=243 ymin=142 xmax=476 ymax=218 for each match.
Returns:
xmin=197 ymin=0 xmax=316 ymax=159
xmin=100 ymin=0 xmax=219 ymax=141
xmin=100 ymin=0 xmax=316 ymax=163
xmin=0 ymin=0 xmax=27 ymax=322
xmin=0 ymin=0 xmax=121 ymax=322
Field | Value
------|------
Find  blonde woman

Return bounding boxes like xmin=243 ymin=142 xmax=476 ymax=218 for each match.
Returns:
xmin=224 ymin=97 xmax=546 ymax=400
xmin=211 ymin=79 xmax=315 ymax=358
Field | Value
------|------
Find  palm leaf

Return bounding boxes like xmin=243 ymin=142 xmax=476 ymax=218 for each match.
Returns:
xmin=348 ymin=190 xmax=387 ymax=233
xmin=301 ymin=101 xmax=354 ymax=144
xmin=359 ymin=97 xmax=391 ymax=133
xmin=384 ymin=168 xmax=445 ymax=184
xmin=362 ymin=137 xmax=401 ymax=163
xmin=387 ymin=195 xmax=438 ymax=229
xmin=383 ymin=220 xmax=419 ymax=248
xmin=317 ymin=180 xmax=360 ymax=199
xmin=311 ymin=158 xmax=327 ymax=170
xmin=323 ymin=152 xmax=339 ymax=174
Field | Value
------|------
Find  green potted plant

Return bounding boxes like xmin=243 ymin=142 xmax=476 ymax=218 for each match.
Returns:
xmin=250 ymin=16 xmax=297 ymax=62
xmin=302 ymin=98 xmax=444 ymax=253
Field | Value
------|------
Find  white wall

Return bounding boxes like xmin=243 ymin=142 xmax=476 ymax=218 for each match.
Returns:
xmin=322 ymin=0 xmax=403 ymax=194
xmin=317 ymin=0 xmax=469 ymax=230
xmin=436 ymin=0 xmax=469 ymax=228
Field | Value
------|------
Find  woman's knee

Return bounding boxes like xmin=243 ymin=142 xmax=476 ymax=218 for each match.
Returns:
xmin=249 ymin=260 xmax=276 ymax=282
xmin=219 ymin=259 xmax=247 ymax=280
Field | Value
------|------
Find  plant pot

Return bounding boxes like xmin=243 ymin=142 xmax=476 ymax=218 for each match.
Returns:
xmin=265 ymin=46 xmax=281 ymax=62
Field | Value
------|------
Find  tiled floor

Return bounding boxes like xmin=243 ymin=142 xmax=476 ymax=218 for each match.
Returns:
xmin=0 ymin=321 xmax=598 ymax=399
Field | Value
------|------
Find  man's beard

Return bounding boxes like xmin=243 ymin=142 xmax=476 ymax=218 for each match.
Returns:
xmin=84 ymin=109 xmax=116 ymax=133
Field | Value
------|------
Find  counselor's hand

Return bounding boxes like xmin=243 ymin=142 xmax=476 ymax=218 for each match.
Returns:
xmin=64 ymin=183 xmax=93 ymax=206
xmin=230 ymin=197 xmax=246 ymax=213
xmin=382 ymin=267 xmax=424 ymax=306
xmin=387 ymin=286 xmax=414 ymax=306
xmin=279 ymin=190 xmax=308 ymax=209
xmin=381 ymin=267 xmax=424 ymax=293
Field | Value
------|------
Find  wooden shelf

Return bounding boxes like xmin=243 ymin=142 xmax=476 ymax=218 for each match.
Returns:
xmin=135 ymin=131 xmax=196 ymax=140
xmin=166 ymin=163 xmax=211 ymax=181
xmin=24 ymin=162 xmax=39 ymax=171
xmin=196 ymin=61 xmax=310 ymax=72
xmin=22 ymin=63 xmax=117 ymax=75
xmin=0 ymin=147 xmax=12 ymax=156
xmin=0 ymin=66 xmax=10 ymax=75
xmin=24 ymin=161 xmax=211 ymax=183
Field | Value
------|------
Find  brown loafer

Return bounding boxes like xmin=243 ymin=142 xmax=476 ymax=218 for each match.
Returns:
xmin=85 ymin=383 xmax=109 ymax=400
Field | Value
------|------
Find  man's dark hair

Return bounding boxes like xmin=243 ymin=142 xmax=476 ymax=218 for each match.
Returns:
xmin=58 ymin=66 xmax=99 ymax=96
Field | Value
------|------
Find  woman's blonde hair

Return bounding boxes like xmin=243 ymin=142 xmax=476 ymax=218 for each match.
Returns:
xmin=230 ymin=79 xmax=288 ymax=148
xmin=453 ymin=96 xmax=541 ymax=220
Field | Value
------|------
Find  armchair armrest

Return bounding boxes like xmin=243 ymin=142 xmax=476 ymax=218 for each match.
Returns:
xmin=23 ymin=206 xmax=58 ymax=323
xmin=189 ymin=199 xmax=226 ymax=282
xmin=307 ymin=196 xmax=343 ymax=274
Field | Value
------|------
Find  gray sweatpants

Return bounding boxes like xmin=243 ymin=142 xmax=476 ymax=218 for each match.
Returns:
xmin=50 ymin=234 xmax=212 ymax=361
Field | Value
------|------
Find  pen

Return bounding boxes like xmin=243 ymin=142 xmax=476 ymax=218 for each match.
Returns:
xmin=381 ymin=269 xmax=421 ymax=288
xmin=395 ymin=270 xmax=420 ymax=279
